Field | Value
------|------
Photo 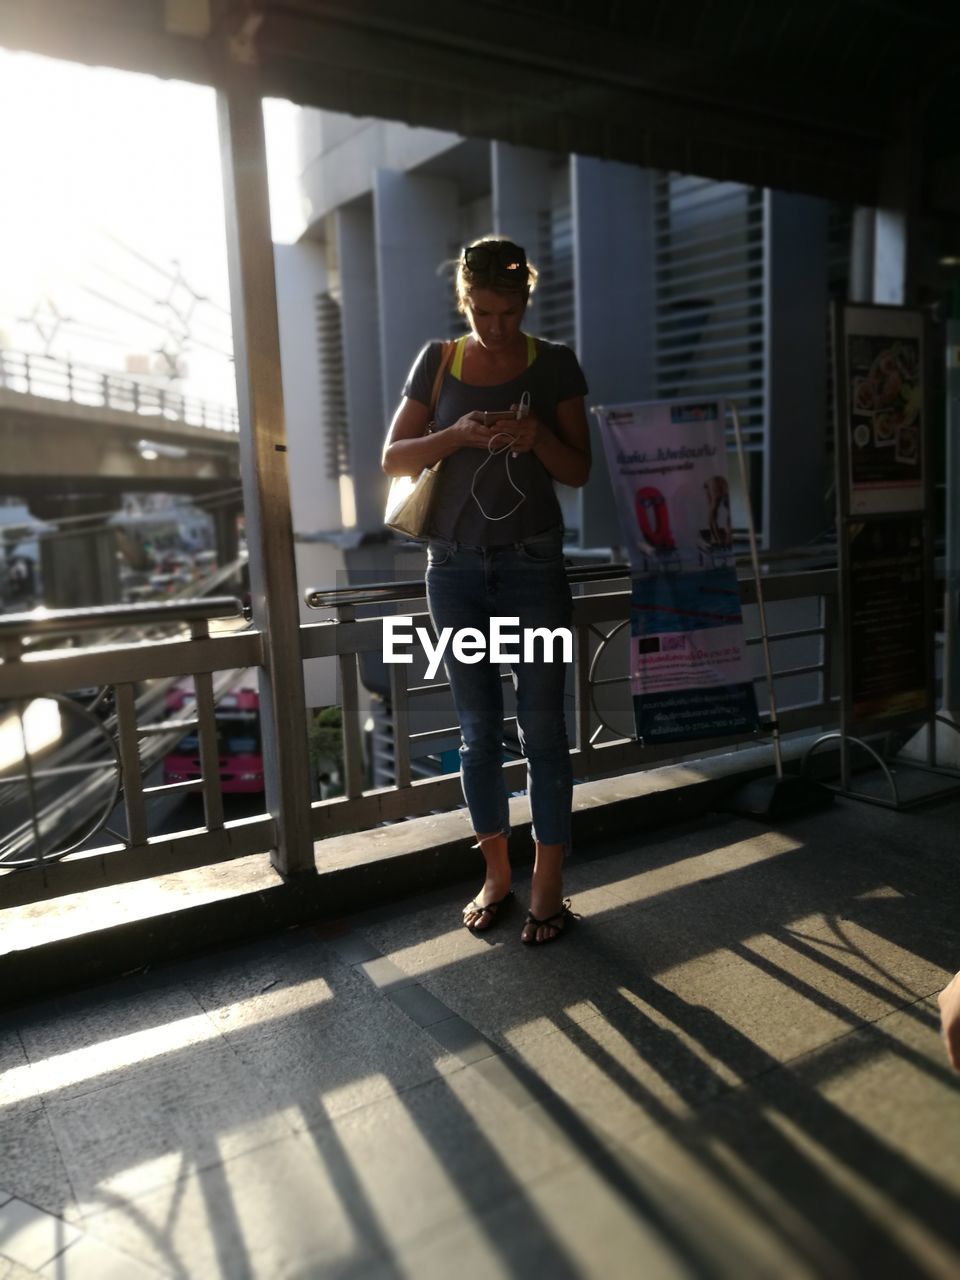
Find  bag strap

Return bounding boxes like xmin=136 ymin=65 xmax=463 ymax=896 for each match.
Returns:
xmin=429 ymin=340 xmax=456 ymax=420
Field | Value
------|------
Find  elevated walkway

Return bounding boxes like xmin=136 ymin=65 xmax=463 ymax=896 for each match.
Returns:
xmin=0 ymin=742 xmax=812 ymax=1002
xmin=0 ymin=350 xmax=239 ymax=495
xmin=1 ymin=768 xmax=958 ymax=1277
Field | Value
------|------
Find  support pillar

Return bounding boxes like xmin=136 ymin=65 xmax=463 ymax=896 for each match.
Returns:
xmin=873 ymin=101 xmax=921 ymax=307
xmin=373 ymin=169 xmax=459 ymax=434
xmin=764 ymin=191 xmax=830 ymax=548
xmin=214 ymin=26 xmax=314 ymax=875
xmin=491 ymin=142 xmax=552 ymax=265
xmin=571 ymin=155 xmax=656 ymax=549
xmin=849 ymin=207 xmax=876 ymax=303
xmin=338 ymin=203 xmax=386 ymax=534
xmin=874 ymin=210 xmax=910 ymax=305
xmin=29 ymin=493 xmax=121 ymax=609
xmin=212 ymin=498 xmax=241 ymax=571
xmin=273 ymin=240 xmax=340 ymax=536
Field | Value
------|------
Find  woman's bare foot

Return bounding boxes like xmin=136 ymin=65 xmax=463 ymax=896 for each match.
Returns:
xmin=463 ymin=833 xmax=512 ymax=931
xmin=521 ymin=841 xmax=566 ymax=943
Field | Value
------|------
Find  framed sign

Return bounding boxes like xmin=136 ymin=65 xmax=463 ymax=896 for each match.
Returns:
xmin=846 ymin=515 xmax=929 ymax=722
xmin=833 ymin=302 xmax=934 ymax=735
xmin=835 ymin=304 xmax=925 ymax=516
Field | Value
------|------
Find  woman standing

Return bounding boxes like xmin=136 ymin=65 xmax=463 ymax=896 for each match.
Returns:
xmin=382 ymin=238 xmax=591 ymax=944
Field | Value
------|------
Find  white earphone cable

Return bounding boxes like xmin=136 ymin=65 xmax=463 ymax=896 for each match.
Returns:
xmin=469 ymin=391 xmax=531 ymax=522
xmin=470 ymin=433 xmax=526 ymax=522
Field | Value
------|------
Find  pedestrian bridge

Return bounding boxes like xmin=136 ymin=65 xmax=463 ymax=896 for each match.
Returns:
xmin=1 ymin=759 xmax=957 ymax=1278
xmin=0 ymin=349 xmax=239 ymax=496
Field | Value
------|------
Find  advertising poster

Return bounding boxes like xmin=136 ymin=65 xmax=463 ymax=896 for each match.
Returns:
xmin=597 ymin=398 xmax=759 ymax=744
xmin=846 ymin=516 xmax=929 ymax=722
xmin=842 ymin=307 xmax=925 ymax=514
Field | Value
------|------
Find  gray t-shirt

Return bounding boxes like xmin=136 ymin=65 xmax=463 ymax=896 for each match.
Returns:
xmin=402 ymin=338 xmax=589 ymax=545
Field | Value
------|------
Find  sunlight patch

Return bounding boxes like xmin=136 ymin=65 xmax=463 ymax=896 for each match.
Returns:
xmin=599 ymin=832 xmax=803 ymax=906
xmin=7 ymin=979 xmax=334 ymax=1103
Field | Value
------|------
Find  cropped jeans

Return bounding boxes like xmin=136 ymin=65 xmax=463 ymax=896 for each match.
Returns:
xmin=425 ymin=525 xmax=574 ymax=850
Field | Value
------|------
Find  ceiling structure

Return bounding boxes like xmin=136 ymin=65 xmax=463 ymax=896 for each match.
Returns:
xmin=1 ymin=0 xmax=959 ymax=214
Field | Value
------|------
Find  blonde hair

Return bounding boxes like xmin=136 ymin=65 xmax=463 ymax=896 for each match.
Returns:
xmin=454 ymin=235 xmax=539 ymax=315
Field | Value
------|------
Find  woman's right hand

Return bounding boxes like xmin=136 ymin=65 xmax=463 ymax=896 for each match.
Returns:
xmin=445 ymin=412 xmax=507 ymax=452
xmin=445 ymin=412 xmax=522 ymax=453
xmin=383 ymin=402 xmax=507 ymax=474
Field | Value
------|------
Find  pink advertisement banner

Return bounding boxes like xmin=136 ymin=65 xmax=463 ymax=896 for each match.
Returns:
xmin=596 ymin=398 xmax=759 ymax=744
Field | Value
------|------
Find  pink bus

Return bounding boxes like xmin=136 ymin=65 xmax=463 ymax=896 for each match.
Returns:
xmin=163 ymin=675 xmax=264 ymax=794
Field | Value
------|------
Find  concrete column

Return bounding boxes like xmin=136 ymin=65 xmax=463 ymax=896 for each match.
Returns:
xmin=873 ymin=101 xmax=920 ymax=307
xmin=571 ymin=156 xmax=657 ymax=549
xmin=337 ymin=203 xmax=386 ymax=533
xmin=491 ymin=142 xmax=552 ymax=257
xmin=212 ymin=499 xmax=240 ymax=570
xmin=29 ymin=493 xmax=121 ymax=609
xmin=874 ymin=210 xmax=909 ymax=305
xmin=944 ymin=318 xmax=960 ymax=717
xmin=764 ymin=190 xmax=830 ymax=549
xmin=373 ymin=169 xmax=459 ymax=433
xmin=273 ymin=240 xmax=342 ymax=536
xmin=215 ymin=47 xmax=313 ymax=875
xmin=849 ymin=207 xmax=876 ymax=303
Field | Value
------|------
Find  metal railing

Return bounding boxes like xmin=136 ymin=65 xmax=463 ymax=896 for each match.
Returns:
xmin=0 ymin=565 xmax=839 ymax=909
xmin=0 ymin=598 xmax=265 ymax=904
xmin=0 ymin=349 xmax=239 ymax=433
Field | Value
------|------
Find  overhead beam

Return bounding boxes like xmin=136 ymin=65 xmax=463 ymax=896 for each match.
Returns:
xmin=0 ymin=0 xmax=883 ymax=206
xmin=0 ymin=0 xmax=211 ymax=86
xmin=2 ymin=1 xmax=957 ymax=212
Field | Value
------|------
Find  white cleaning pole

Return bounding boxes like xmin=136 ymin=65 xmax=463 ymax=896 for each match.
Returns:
xmin=729 ymin=400 xmax=783 ymax=780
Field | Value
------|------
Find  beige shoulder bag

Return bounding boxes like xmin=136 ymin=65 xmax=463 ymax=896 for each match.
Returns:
xmin=384 ymin=340 xmax=456 ymax=539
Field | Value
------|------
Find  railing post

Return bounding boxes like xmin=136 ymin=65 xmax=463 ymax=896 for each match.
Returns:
xmin=213 ymin=27 xmax=314 ymax=875
xmin=190 ymin=620 xmax=226 ymax=832
xmin=5 ymin=625 xmax=46 ymax=867
xmin=389 ymin=654 xmax=411 ymax=788
xmin=336 ymin=603 xmax=365 ymax=798
xmin=574 ymin=618 xmax=592 ymax=755
xmin=114 ymin=682 xmax=148 ymax=848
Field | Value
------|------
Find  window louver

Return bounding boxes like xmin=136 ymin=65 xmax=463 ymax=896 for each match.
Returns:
xmin=654 ymin=175 xmax=766 ymax=451
xmin=534 ymin=203 xmax=574 ymax=347
xmin=315 ymin=292 xmax=349 ymax=480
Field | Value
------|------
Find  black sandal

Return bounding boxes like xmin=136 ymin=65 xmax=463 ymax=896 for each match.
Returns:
xmin=462 ymin=890 xmax=514 ymax=932
xmin=521 ymin=898 xmax=579 ymax=945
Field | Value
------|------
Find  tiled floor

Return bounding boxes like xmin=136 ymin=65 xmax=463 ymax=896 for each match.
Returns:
xmin=2 ymin=797 xmax=959 ymax=1278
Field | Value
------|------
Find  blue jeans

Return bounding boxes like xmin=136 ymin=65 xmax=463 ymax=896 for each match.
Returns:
xmin=425 ymin=525 xmax=574 ymax=849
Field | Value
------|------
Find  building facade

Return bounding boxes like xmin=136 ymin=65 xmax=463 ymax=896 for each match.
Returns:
xmin=278 ymin=110 xmax=841 ymax=582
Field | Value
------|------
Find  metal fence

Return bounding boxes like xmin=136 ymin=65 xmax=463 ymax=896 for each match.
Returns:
xmin=0 ymin=349 xmax=239 ymax=433
xmin=0 ymin=564 xmax=839 ymax=909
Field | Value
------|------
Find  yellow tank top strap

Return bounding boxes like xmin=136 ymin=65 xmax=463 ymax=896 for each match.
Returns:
xmin=450 ymin=332 xmax=536 ymax=380
xmin=450 ymin=334 xmax=469 ymax=380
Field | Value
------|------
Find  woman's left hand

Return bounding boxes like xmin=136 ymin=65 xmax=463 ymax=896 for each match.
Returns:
xmin=499 ymin=405 xmax=541 ymax=455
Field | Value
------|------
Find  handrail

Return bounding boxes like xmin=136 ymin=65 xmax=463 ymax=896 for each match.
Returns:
xmin=303 ymin=554 xmax=841 ymax=611
xmin=0 ymin=348 xmax=239 ymax=433
xmin=304 ymin=563 xmax=632 ymax=610
xmin=0 ymin=597 xmax=243 ymax=643
xmin=0 ymin=564 xmax=844 ymax=909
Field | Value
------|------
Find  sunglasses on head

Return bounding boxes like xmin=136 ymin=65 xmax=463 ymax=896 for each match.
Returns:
xmin=462 ymin=241 xmax=527 ymax=277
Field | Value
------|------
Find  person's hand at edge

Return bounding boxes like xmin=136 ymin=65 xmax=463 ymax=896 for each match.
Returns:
xmin=937 ymin=969 xmax=960 ymax=1070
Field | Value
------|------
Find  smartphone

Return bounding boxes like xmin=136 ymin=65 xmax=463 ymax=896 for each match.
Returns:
xmin=478 ymin=410 xmax=519 ymax=426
